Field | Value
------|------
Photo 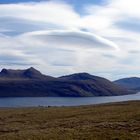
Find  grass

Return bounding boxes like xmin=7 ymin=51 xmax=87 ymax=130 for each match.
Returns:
xmin=0 ymin=101 xmax=139 ymax=140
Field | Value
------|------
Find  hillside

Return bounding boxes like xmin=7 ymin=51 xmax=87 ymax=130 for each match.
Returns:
xmin=0 ymin=68 xmax=135 ymax=97
xmin=114 ymin=77 xmax=140 ymax=91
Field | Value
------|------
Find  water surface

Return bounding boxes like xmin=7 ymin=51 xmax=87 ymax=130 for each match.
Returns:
xmin=0 ymin=92 xmax=140 ymax=107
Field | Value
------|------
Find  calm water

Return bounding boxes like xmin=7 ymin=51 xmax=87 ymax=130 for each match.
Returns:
xmin=0 ymin=92 xmax=140 ymax=107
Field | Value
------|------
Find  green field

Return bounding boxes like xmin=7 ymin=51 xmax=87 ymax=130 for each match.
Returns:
xmin=0 ymin=101 xmax=140 ymax=140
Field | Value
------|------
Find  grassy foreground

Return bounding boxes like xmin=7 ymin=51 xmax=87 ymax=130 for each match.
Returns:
xmin=0 ymin=101 xmax=139 ymax=140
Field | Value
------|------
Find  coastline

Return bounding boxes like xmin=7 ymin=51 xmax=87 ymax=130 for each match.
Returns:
xmin=0 ymin=99 xmax=139 ymax=109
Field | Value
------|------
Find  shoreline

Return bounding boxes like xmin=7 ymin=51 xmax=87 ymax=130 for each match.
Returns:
xmin=0 ymin=99 xmax=139 ymax=109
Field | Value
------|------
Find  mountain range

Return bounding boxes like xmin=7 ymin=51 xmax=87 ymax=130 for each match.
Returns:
xmin=0 ymin=67 xmax=136 ymax=97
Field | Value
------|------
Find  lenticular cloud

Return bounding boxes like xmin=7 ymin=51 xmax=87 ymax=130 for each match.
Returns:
xmin=19 ymin=30 xmax=119 ymax=50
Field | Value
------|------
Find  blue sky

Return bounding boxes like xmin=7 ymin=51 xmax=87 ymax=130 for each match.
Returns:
xmin=0 ymin=0 xmax=140 ymax=80
xmin=0 ymin=0 xmax=104 ymax=5
xmin=0 ymin=0 xmax=105 ymax=14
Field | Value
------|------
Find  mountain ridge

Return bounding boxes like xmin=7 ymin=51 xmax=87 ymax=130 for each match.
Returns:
xmin=0 ymin=67 xmax=54 ymax=80
xmin=0 ymin=67 xmax=136 ymax=97
xmin=114 ymin=77 xmax=140 ymax=91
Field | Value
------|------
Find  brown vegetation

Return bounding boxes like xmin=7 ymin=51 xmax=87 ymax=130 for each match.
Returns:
xmin=0 ymin=101 xmax=139 ymax=140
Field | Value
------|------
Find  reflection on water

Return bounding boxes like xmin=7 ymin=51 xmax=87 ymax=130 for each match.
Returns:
xmin=0 ymin=92 xmax=140 ymax=107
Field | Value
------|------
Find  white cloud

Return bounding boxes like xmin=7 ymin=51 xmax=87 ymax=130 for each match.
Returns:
xmin=19 ymin=30 xmax=118 ymax=50
xmin=110 ymin=0 xmax=140 ymax=16
xmin=0 ymin=0 xmax=140 ymax=79
xmin=0 ymin=1 xmax=80 ymax=29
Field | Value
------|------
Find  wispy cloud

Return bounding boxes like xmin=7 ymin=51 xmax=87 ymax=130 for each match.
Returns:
xmin=0 ymin=0 xmax=140 ymax=79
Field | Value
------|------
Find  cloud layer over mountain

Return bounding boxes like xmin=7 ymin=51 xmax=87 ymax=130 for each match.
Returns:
xmin=0 ymin=0 xmax=140 ymax=79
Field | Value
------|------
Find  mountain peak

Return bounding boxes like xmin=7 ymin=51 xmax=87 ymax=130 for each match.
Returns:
xmin=27 ymin=67 xmax=37 ymax=71
xmin=0 ymin=67 xmax=54 ymax=80
xmin=1 ymin=68 xmax=22 ymax=75
xmin=1 ymin=68 xmax=8 ymax=73
xmin=24 ymin=67 xmax=42 ymax=77
xmin=59 ymin=72 xmax=95 ymax=80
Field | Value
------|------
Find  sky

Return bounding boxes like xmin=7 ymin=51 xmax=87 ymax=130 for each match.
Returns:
xmin=0 ymin=0 xmax=140 ymax=80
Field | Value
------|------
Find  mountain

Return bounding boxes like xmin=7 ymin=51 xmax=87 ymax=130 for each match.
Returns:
xmin=59 ymin=73 xmax=95 ymax=80
xmin=114 ymin=77 xmax=140 ymax=91
xmin=0 ymin=68 xmax=135 ymax=97
xmin=0 ymin=67 xmax=54 ymax=80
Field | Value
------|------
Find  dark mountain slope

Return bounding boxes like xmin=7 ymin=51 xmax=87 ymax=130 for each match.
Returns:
xmin=59 ymin=73 xmax=134 ymax=96
xmin=114 ymin=77 xmax=140 ymax=90
xmin=0 ymin=68 xmax=135 ymax=97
